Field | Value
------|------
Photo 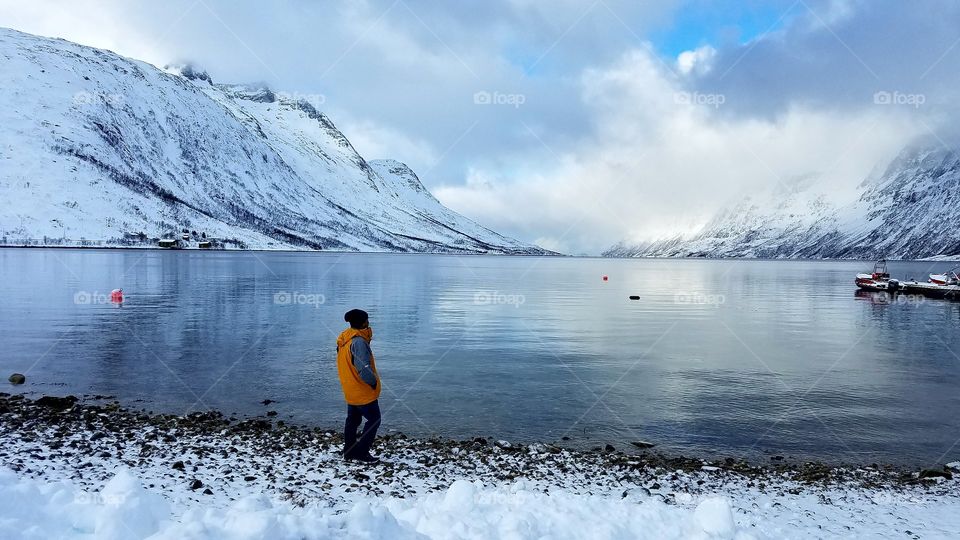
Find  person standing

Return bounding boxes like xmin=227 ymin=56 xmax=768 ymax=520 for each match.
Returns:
xmin=336 ymin=308 xmax=381 ymax=463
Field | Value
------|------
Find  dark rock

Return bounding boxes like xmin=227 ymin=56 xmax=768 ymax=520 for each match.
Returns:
xmin=244 ymin=475 xmax=256 ymax=482
xmin=919 ymin=468 xmax=952 ymax=480
xmin=189 ymin=479 xmax=203 ymax=490
xmin=561 ymin=436 xmax=570 ymax=441
xmin=797 ymin=462 xmax=831 ymax=483
xmin=266 ymin=411 xmax=278 ymax=417
xmin=604 ymin=444 xmax=615 ymax=453
xmin=261 ymin=399 xmax=274 ymax=405
xmin=172 ymin=461 xmax=185 ymax=471
xmin=473 ymin=437 xmax=488 ymax=446
xmin=35 ymin=395 xmax=77 ymax=411
xmin=203 ymin=488 xmax=213 ymax=495
xmin=8 ymin=373 xmax=25 ymax=385
xmin=630 ymin=441 xmax=655 ymax=449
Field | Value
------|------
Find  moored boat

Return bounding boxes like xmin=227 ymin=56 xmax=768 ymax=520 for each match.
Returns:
xmin=899 ymin=266 xmax=960 ymax=300
xmin=900 ymin=280 xmax=960 ymax=299
xmin=855 ymin=259 xmax=900 ymax=292
xmin=928 ymin=267 xmax=959 ymax=286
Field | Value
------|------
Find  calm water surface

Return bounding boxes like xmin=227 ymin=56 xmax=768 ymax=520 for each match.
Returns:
xmin=1 ymin=249 xmax=959 ymax=465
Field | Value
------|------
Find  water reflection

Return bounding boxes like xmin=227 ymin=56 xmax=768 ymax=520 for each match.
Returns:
xmin=0 ymin=250 xmax=958 ymax=465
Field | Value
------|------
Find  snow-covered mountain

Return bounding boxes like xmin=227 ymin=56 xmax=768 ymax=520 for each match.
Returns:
xmin=0 ymin=28 xmax=544 ymax=254
xmin=605 ymin=145 xmax=960 ymax=260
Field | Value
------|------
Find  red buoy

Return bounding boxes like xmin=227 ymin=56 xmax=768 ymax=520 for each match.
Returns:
xmin=110 ymin=289 xmax=124 ymax=303
xmin=602 ymin=275 xmax=609 ymax=281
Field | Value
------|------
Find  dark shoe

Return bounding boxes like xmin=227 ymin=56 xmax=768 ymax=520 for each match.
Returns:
xmin=347 ymin=452 xmax=380 ymax=464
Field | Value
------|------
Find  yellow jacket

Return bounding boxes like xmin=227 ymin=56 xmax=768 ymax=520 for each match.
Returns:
xmin=336 ymin=327 xmax=381 ymax=405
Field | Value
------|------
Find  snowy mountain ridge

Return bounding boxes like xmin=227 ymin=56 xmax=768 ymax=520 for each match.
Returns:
xmin=0 ymin=28 xmax=544 ymax=254
xmin=605 ymin=145 xmax=960 ymax=260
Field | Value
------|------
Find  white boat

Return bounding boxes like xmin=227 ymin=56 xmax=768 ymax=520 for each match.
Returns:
xmin=928 ymin=267 xmax=959 ymax=286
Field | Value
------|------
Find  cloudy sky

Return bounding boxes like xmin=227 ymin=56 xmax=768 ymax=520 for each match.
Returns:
xmin=2 ymin=0 xmax=958 ymax=253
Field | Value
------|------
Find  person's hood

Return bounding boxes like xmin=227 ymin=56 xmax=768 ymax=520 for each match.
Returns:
xmin=337 ymin=326 xmax=373 ymax=348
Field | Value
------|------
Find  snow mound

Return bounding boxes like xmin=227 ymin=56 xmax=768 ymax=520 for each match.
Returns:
xmin=0 ymin=469 xmax=755 ymax=540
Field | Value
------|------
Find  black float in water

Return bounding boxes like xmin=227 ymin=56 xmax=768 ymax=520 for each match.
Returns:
xmin=628 ymin=295 xmax=640 ymax=300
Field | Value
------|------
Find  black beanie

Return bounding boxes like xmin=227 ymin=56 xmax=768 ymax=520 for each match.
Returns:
xmin=344 ymin=309 xmax=369 ymax=329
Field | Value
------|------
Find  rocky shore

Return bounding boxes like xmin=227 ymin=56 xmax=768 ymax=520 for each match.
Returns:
xmin=2 ymin=393 xmax=957 ymax=508
xmin=3 ymin=393 xmax=960 ymax=537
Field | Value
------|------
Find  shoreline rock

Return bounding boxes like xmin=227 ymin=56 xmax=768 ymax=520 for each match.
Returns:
xmin=0 ymin=394 xmax=956 ymax=508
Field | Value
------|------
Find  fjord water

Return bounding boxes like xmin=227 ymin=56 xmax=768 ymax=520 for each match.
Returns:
xmin=2 ymin=249 xmax=958 ymax=465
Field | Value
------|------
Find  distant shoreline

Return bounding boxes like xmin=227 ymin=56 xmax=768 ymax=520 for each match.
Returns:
xmin=2 ymin=244 xmax=958 ymax=261
xmin=0 ymin=244 xmax=559 ymax=256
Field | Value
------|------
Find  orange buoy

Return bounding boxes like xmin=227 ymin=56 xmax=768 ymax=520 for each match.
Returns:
xmin=110 ymin=288 xmax=124 ymax=303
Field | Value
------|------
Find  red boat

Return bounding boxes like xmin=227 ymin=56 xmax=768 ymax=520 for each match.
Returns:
xmin=855 ymin=259 xmax=901 ymax=292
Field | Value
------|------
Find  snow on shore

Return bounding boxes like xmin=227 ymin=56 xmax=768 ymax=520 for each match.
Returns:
xmin=3 ymin=463 xmax=959 ymax=539
xmin=1 ymin=395 xmax=958 ymax=539
xmin=1 ymin=468 xmax=752 ymax=539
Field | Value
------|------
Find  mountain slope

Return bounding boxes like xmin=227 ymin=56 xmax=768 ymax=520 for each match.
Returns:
xmin=0 ymin=28 xmax=543 ymax=254
xmin=605 ymin=146 xmax=960 ymax=260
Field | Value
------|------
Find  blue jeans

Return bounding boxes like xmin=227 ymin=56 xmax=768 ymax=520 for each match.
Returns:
xmin=344 ymin=400 xmax=381 ymax=457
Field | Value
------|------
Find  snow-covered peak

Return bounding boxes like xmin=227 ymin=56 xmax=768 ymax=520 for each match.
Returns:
xmin=163 ymin=62 xmax=213 ymax=84
xmin=369 ymin=159 xmax=433 ymax=198
xmin=605 ymin=141 xmax=960 ymax=259
xmin=0 ymin=27 xmax=545 ymax=254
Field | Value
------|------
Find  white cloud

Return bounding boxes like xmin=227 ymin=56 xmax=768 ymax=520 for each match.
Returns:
xmin=333 ymin=113 xmax=438 ymax=167
xmin=677 ymin=45 xmax=717 ymax=76
xmin=436 ymin=47 xmax=922 ymax=254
